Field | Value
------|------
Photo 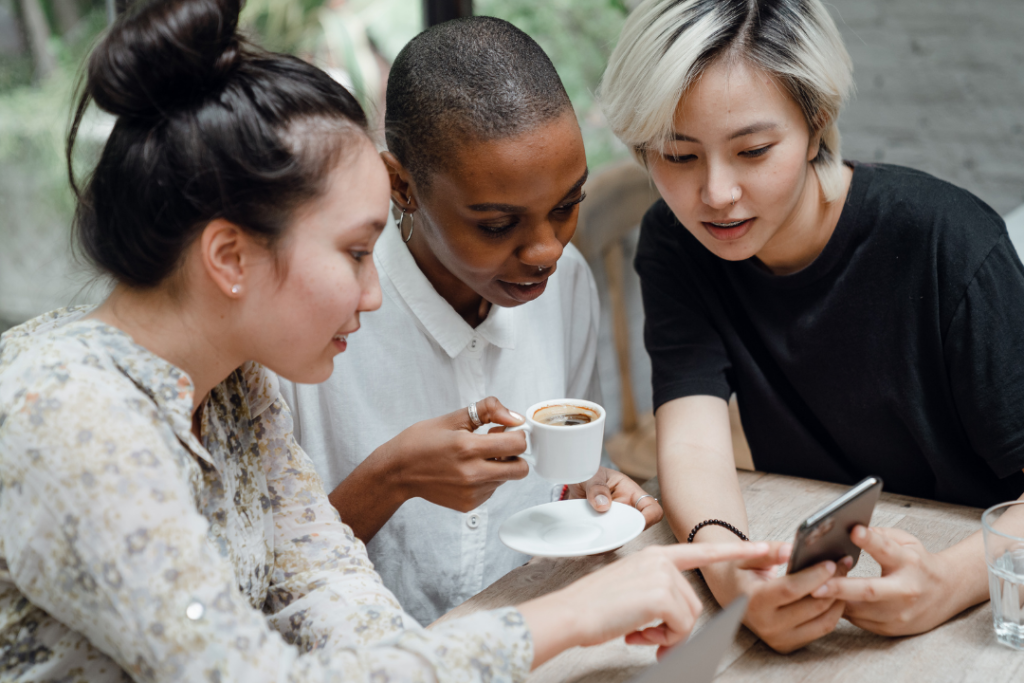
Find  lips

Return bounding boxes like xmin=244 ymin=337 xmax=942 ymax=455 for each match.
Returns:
xmin=332 ymin=334 xmax=347 ymax=352
xmin=703 ymin=218 xmax=753 ymax=242
xmin=498 ymin=277 xmax=549 ymax=303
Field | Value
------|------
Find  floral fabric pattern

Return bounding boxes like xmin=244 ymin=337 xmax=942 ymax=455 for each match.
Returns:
xmin=0 ymin=308 xmax=533 ymax=682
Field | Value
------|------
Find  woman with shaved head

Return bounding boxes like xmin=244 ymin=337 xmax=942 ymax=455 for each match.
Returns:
xmin=280 ymin=16 xmax=662 ymax=627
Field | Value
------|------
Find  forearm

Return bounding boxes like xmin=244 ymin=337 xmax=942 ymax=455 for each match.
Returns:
xmin=936 ymin=529 xmax=989 ymax=615
xmin=517 ymin=593 xmax=579 ymax=669
xmin=328 ymin=446 xmax=407 ymax=543
xmin=655 ymin=397 xmax=750 ymax=598
xmin=938 ymin=487 xmax=1024 ymax=617
xmin=661 ymin=453 xmax=751 ymax=598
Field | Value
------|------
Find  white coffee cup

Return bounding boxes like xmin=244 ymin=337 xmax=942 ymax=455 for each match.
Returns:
xmin=508 ymin=399 xmax=605 ymax=484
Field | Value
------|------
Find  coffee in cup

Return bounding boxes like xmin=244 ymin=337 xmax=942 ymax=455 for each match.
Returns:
xmin=508 ymin=399 xmax=606 ymax=484
xmin=532 ymin=404 xmax=599 ymax=427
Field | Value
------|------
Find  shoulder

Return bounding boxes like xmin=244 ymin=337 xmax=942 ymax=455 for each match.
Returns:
xmin=0 ymin=314 xmax=128 ymax=404
xmin=0 ymin=321 xmax=180 ymax=476
xmin=850 ymin=162 xmax=1011 ymax=290
xmin=853 ymin=162 xmax=1005 ymax=243
xmin=636 ymin=198 xmax=703 ymax=262
xmin=641 ymin=197 xmax=678 ymax=230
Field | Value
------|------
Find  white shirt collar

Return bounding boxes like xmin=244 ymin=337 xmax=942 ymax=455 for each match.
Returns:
xmin=375 ymin=217 xmax=516 ymax=358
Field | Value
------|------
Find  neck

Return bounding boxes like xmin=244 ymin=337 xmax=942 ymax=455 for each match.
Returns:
xmin=87 ymin=283 xmax=243 ymax=425
xmin=755 ymin=163 xmax=853 ymax=275
xmin=404 ymin=220 xmax=491 ymax=327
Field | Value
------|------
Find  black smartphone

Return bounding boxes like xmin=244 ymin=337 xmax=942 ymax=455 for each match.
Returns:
xmin=786 ymin=476 xmax=883 ymax=575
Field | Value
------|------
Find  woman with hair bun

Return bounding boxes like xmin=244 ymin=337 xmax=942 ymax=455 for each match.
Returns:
xmin=601 ymin=0 xmax=1024 ymax=653
xmin=0 ymin=0 xmax=771 ymax=680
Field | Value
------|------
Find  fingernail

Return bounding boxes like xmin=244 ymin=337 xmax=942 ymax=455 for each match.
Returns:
xmin=779 ymin=543 xmax=792 ymax=560
xmin=509 ymin=411 xmax=524 ymax=423
xmin=753 ymin=542 xmax=770 ymax=552
xmin=595 ymin=494 xmax=609 ymax=507
xmin=812 ymin=584 xmax=830 ymax=598
xmin=824 ymin=561 xmax=836 ymax=573
xmin=842 ymin=556 xmax=854 ymax=569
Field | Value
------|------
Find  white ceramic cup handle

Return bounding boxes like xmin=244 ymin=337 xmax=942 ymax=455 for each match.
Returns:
xmin=506 ymin=422 xmax=534 ymax=466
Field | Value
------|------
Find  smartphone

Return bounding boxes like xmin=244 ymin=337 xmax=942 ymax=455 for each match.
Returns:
xmin=786 ymin=476 xmax=883 ymax=575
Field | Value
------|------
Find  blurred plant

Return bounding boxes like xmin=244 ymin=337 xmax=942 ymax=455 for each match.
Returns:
xmin=0 ymin=5 xmax=110 ymax=323
xmin=476 ymin=0 xmax=630 ymax=169
xmin=240 ymin=0 xmax=325 ymax=53
xmin=241 ymin=0 xmax=420 ymax=124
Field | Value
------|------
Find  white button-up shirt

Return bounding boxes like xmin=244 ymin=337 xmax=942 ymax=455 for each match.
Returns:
xmin=280 ymin=220 xmax=601 ymax=626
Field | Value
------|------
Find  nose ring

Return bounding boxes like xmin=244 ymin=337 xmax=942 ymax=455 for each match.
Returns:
xmin=731 ymin=188 xmax=738 ymax=206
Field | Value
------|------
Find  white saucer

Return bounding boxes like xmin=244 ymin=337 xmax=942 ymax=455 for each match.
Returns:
xmin=499 ymin=500 xmax=646 ymax=557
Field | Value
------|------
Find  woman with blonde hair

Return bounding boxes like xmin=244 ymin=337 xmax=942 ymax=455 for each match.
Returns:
xmin=601 ymin=0 xmax=1024 ymax=653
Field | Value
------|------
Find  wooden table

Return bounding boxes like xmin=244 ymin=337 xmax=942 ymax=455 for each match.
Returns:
xmin=438 ymin=471 xmax=1024 ymax=682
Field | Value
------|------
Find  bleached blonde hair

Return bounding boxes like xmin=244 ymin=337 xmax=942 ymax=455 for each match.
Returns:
xmin=599 ymin=0 xmax=854 ymax=202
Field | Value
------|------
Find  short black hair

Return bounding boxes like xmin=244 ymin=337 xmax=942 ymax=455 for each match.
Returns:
xmin=385 ymin=16 xmax=573 ymax=185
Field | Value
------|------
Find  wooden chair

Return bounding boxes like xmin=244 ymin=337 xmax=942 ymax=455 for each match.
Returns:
xmin=572 ymin=160 xmax=754 ymax=482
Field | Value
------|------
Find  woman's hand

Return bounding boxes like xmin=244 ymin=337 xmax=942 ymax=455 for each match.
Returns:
xmin=329 ymin=397 xmax=529 ymax=542
xmin=566 ymin=468 xmax=664 ymax=528
xmin=380 ymin=396 xmax=530 ymax=512
xmin=702 ymin=536 xmax=850 ymax=653
xmin=518 ymin=542 xmax=773 ymax=668
xmin=811 ymin=525 xmax=962 ymax=636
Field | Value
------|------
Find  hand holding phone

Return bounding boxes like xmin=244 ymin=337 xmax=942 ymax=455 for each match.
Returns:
xmin=786 ymin=476 xmax=883 ymax=575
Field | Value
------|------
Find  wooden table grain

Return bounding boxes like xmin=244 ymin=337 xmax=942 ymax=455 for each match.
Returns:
xmin=436 ymin=471 xmax=1024 ymax=682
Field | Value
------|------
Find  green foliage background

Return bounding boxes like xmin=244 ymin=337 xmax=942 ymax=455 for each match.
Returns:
xmin=0 ymin=0 xmax=629 ymax=327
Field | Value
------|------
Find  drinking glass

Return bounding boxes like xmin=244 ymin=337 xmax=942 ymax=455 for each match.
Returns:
xmin=983 ymin=501 xmax=1024 ymax=649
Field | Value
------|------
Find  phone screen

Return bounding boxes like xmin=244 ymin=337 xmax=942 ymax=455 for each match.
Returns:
xmin=786 ymin=476 xmax=883 ymax=575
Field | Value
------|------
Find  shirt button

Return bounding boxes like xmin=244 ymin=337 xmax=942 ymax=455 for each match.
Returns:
xmin=469 ymin=338 xmax=479 ymax=351
xmin=185 ymin=601 xmax=205 ymax=620
xmin=467 ymin=513 xmax=481 ymax=529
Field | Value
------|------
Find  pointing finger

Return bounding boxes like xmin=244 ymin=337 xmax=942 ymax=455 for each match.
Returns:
xmin=663 ymin=541 xmax=771 ymax=571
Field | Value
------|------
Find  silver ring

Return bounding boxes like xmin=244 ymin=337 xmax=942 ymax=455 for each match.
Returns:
xmin=468 ymin=402 xmax=483 ymax=428
xmin=634 ymin=494 xmax=656 ymax=510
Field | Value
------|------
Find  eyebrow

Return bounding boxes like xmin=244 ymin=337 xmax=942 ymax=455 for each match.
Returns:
xmin=466 ymin=168 xmax=590 ymax=213
xmin=671 ymin=121 xmax=779 ymax=143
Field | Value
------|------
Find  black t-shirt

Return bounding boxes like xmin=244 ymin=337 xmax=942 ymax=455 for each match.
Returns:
xmin=636 ymin=161 xmax=1024 ymax=509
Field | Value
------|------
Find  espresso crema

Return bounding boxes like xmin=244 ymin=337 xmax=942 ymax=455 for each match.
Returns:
xmin=532 ymin=404 xmax=599 ymax=427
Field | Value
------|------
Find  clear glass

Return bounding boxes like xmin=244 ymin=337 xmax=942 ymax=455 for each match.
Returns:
xmin=982 ymin=501 xmax=1024 ymax=650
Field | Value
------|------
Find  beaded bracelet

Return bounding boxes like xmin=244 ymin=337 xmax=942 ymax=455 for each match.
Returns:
xmin=686 ymin=518 xmax=750 ymax=543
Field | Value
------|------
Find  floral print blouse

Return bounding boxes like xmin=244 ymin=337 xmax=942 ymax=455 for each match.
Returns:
xmin=0 ymin=308 xmax=533 ymax=683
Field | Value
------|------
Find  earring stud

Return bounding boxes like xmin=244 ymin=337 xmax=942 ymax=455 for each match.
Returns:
xmin=231 ymin=285 xmax=240 ymax=295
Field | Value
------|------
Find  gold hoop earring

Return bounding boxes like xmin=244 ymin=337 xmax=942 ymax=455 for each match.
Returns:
xmin=400 ymin=209 xmax=415 ymax=243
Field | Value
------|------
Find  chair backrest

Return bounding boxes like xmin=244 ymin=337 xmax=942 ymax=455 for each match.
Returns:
xmin=572 ymin=160 xmax=660 ymax=434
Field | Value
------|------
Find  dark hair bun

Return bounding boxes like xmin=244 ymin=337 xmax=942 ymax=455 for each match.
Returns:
xmin=88 ymin=0 xmax=243 ymax=119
